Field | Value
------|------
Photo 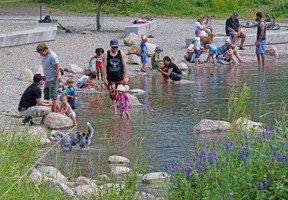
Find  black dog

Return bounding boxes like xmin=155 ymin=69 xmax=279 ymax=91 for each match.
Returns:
xmin=50 ymin=122 xmax=94 ymax=150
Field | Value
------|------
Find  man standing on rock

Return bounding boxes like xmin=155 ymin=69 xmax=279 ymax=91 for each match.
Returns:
xmin=255 ymin=12 xmax=266 ymax=67
xmin=18 ymin=74 xmax=52 ymax=125
xmin=102 ymin=39 xmax=128 ymax=101
xmin=36 ymin=43 xmax=61 ymax=112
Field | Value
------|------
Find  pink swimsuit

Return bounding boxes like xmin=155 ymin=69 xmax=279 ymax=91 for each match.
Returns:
xmin=116 ymin=93 xmax=129 ymax=112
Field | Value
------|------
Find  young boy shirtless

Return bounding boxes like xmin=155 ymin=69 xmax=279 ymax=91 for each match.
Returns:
xmin=59 ymin=94 xmax=77 ymax=127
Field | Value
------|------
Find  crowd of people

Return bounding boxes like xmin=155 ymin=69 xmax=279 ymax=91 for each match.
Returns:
xmin=18 ymin=11 xmax=267 ymax=127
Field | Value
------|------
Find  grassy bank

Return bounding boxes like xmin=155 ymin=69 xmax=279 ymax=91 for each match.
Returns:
xmin=6 ymin=0 xmax=282 ymax=21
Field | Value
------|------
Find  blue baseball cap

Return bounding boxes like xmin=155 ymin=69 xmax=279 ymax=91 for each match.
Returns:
xmin=233 ymin=12 xmax=238 ymax=18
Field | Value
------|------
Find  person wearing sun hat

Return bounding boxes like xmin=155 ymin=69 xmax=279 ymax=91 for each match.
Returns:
xmin=111 ymin=84 xmax=130 ymax=119
xmin=225 ymin=12 xmax=246 ymax=50
xmin=18 ymin=74 xmax=53 ymax=125
xmin=151 ymin=46 xmax=163 ymax=69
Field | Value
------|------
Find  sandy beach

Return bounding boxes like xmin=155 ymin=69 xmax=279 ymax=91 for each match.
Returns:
xmin=1 ymin=4 xmax=288 ymax=118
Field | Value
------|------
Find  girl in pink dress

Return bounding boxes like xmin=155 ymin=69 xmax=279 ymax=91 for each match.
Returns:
xmin=111 ymin=84 xmax=130 ymax=119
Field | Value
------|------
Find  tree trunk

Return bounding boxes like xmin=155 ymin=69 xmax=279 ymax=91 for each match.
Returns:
xmin=96 ymin=2 xmax=102 ymax=31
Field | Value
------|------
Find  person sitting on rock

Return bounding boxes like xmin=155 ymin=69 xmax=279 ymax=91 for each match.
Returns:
xmin=18 ymin=74 xmax=53 ymax=125
xmin=158 ymin=56 xmax=183 ymax=83
xmin=59 ymin=94 xmax=77 ymax=127
xmin=219 ymin=38 xmax=244 ymax=64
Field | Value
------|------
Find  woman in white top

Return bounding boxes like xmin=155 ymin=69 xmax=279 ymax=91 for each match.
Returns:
xmin=193 ymin=16 xmax=210 ymax=37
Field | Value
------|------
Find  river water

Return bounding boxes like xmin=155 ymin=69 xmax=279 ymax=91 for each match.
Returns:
xmin=41 ymin=62 xmax=288 ymax=177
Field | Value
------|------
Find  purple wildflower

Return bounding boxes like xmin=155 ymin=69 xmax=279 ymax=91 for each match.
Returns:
xmin=199 ymin=165 xmax=205 ymax=172
xmin=262 ymin=128 xmax=267 ymax=138
xmin=259 ymin=182 xmax=264 ymax=190
xmin=245 ymin=134 xmax=249 ymax=141
xmin=229 ymin=140 xmax=233 ymax=147
xmin=275 ymin=126 xmax=279 ymax=133
xmin=145 ymin=190 xmax=148 ymax=197
xmin=273 ymin=146 xmax=277 ymax=157
xmin=219 ymin=136 xmax=222 ymax=143
xmin=195 ymin=157 xmax=201 ymax=169
xmin=263 ymin=178 xmax=267 ymax=187
xmin=280 ymin=141 xmax=285 ymax=150
xmin=215 ymin=135 xmax=219 ymax=143
xmin=253 ymin=133 xmax=257 ymax=142
xmin=277 ymin=153 xmax=283 ymax=162
xmin=218 ymin=194 xmax=223 ymax=199
xmin=286 ymin=154 xmax=288 ymax=164
xmin=184 ymin=166 xmax=192 ymax=180
xmin=242 ymin=155 xmax=247 ymax=163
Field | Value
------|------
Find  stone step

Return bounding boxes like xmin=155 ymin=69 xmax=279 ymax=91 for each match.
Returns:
xmin=0 ymin=23 xmax=57 ymax=48
xmin=125 ymin=20 xmax=156 ymax=35
xmin=185 ymin=31 xmax=288 ymax=47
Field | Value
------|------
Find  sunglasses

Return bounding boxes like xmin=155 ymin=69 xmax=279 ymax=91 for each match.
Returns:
xmin=111 ymin=47 xmax=118 ymax=49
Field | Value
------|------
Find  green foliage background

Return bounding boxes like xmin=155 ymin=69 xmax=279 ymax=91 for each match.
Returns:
xmin=36 ymin=0 xmax=288 ymax=20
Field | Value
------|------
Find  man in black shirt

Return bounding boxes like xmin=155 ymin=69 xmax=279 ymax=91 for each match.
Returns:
xmin=225 ymin=12 xmax=246 ymax=50
xmin=18 ymin=74 xmax=52 ymax=125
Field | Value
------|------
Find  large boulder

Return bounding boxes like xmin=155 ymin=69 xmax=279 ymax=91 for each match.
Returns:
xmin=128 ymin=45 xmax=140 ymax=55
xmin=127 ymin=94 xmax=143 ymax=106
xmin=42 ymin=112 xmax=74 ymax=129
xmin=27 ymin=126 xmax=51 ymax=145
xmin=129 ymin=89 xmax=146 ymax=95
xmin=71 ymin=183 xmax=99 ymax=196
xmin=124 ymin=32 xmax=141 ymax=46
xmin=37 ymin=166 xmax=67 ymax=184
xmin=64 ymin=64 xmax=83 ymax=74
xmin=235 ymin=117 xmax=262 ymax=132
xmin=19 ymin=68 xmax=34 ymax=82
xmin=265 ymin=45 xmax=278 ymax=57
xmin=193 ymin=119 xmax=230 ymax=133
xmin=171 ymin=56 xmax=188 ymax=71
xmin=43 ymin=177 xmax=75 ymax=196
xmin=111 ymin=166 xmax=131 ymax=177
xmin=127 ymin=54 xmax=141 ymax=65
xmin=24 ymin=106 xmax=50 ymax=117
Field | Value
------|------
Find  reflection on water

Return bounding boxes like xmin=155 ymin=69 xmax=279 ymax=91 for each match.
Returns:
xmin=40 ymin=62 xmax=288 ymax=176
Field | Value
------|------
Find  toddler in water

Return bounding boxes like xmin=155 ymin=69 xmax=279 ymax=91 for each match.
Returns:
xmin=193 ymin=30 xmax=201 ymax=66
xmin=111 ymin=84 xmax=130 ymax=119
xmin=205 ymin=44 xmax=217 ymax=64
xmin=89 ymin=48 xmax=104 ymax=80
xmin=65 ymin=78 xmax=79 ymax=110
xmin=59 ymin=94 xmax=77 ymax=127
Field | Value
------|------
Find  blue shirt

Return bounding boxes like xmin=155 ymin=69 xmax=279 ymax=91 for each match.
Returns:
xmin=140 ymin=41 xmax=147 ymax=54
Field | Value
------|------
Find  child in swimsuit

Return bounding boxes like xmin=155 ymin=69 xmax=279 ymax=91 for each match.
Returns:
xmin=89 ymin=48 xmax=104 ymax=81
xmin=59 ymin=94 xmax=77 ymax=127
xmin=111 ymin=84 xmax=130 ymax=119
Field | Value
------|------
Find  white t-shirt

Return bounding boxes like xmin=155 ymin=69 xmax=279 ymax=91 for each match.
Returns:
xmin=194 ymin=37 xmax=201 ymax=50
xmin=187 ymin=44 xmax=195 ymax=50
xmin=193 ymin=21 xmax=208 ymax=37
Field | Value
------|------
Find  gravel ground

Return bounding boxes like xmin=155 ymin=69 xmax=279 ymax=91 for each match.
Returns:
xmin=1 ymin=5 xmax=288 ymax=118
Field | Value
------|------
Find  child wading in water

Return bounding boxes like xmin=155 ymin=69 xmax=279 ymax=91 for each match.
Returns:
xmin=65 ymin=78 xmax=79 ymax=110
xmin=59 ymin=94 xmax=77 ymax=127
xmin=111 ymin=84 xmax=130 ymax=119
xmin=89 ymin=48 xmax=104 ymax=80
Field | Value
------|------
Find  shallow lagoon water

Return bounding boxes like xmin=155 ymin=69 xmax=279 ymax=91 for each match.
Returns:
xmin=41 ymin=62 xmax=288 ymax=177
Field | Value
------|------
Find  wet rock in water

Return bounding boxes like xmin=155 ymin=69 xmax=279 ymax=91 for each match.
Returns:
xmin=108 ymin=155 xmax=130 ymax=164
xmin=176 ymin=62 xmax=188 ymax=70
xmin=42 ymin=112 xmax=74 ymax=129
xmin=64 ymin=64 xmax=83 ymax=74
xmin=127 ymin=94 xmax=143 ymax=106
xmin=129 ymin=88 xmax=146 ymax=95
xmin=111 ymin=166 xmax=131 ymax=176
xmin=265 ymin=45 xmax=278 ymax=57
xmin=193 ymin=119 xmax=230 ymax=132
xmin=236 ymin=117 xmax=262 ymax=132
xmin=171 ymin=79 xmax=194 ymax=84
xmin=142 ymin=172 xmax=169 ymax=184
xmin=24 ymin=106 xmax=50 ymax=117
xmin=127 ymin=54 xmax=141 ymax=65
xmin=19 ymin=68 xmax=33 ymax=82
